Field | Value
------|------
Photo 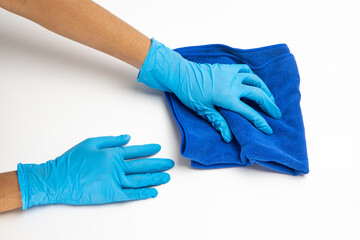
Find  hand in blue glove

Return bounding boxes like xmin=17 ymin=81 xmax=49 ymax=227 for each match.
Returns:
xmin=17 ymin=135 xmax=174 ymax=209
xmin=138 ymin=39 xmax=282 ymax=142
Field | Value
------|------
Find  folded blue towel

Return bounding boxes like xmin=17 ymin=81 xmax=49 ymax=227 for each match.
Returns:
xmin=165 ymin=43 xmax=309 ymax=175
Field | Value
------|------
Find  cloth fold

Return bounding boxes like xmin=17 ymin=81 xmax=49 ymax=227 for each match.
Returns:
xmin=165 ymin=43 xmax=309 ymax=175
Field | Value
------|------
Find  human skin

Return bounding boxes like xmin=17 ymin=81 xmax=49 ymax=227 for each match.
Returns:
xmin=0 ymin=171 xmax=22 ymax=212
xmin=0 ymin=0 xmax=151 ymax=69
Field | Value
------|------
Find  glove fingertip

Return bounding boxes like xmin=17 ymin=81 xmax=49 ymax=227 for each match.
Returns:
xmin=119 ymin=134 xmax=131 ymax=142
xmin=219 ymin=127 xmax=233 ymax=143
xmin=152 ymin=144 xmax=161 ymax=152
xmin=169 ymin=159 xmax=175 ymax=168
xmin=223 ymin=132 xmax=232 ymax=143
xmin=263 ymin=126 xmax=273 ymax=135
xmin=162 ymin=159 xmax=175 ymax=170
xmin=150 ymin=189 xmax=158 ymax=198
xmin=272 ymin=107 xmax=282 ymax=119
xmin=161 ymin=173 xmax=171 ymax=184
xmin=144 ymin=144 xmax=161 ymax=155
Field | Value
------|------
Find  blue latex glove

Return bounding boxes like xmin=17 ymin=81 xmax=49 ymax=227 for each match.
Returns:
xmin=17 ymin=135 xmax=174 ymax=209
xmin=138 ymin=39 xmax=282 ymax=142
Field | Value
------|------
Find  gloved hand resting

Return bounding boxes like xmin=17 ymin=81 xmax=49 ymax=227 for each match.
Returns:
xmin=138 ymin=39 xmax=282 ymax=142
xmin=17 ymin=135 xmax=174 ymax=209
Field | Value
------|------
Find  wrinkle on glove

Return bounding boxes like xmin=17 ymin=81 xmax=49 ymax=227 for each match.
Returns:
xmin=165 ymin=44 xmax=309 ymax=175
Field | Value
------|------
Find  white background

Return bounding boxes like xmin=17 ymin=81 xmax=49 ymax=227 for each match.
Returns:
xmin=0 ymin=0 xmax=359 ymax=239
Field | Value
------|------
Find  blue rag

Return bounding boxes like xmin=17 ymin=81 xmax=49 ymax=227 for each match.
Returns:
xmin=165 ymin=43 xmax=309 ymax=175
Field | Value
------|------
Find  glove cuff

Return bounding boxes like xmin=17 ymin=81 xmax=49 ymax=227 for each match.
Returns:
xmin=16 ymin=161 xmax=57 ymax=209
xmin=137 ymin=38 xmax=183 ymax=92
xmin=17 ymin=163 xmax=29 ymax=210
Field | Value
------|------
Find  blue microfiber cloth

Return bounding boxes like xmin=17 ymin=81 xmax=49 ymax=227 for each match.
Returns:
xmin=165 ymin=43 xmax=309 ymax=175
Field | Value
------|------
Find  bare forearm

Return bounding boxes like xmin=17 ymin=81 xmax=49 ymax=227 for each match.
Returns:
xmin=0 ymin=0 xmax=151 ymax=69
xmin=0 ymin=171 xmax=22 ymax=213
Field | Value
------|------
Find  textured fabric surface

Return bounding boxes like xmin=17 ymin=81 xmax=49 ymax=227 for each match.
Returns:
xmin=165 ymin=44 xmax=309 ymax=175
